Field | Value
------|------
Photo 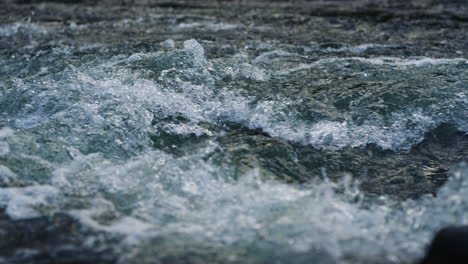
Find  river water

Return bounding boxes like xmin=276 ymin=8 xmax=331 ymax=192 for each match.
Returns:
xmin=1 ymin=1 xmax=468 ymax=263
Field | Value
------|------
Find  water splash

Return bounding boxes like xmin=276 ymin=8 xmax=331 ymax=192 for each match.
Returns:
xmin=1 ymin=37 xmax=467 ymax=263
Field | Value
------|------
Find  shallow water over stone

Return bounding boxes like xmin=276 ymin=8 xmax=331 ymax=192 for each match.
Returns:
xmin=0 ymin=1 xmax=468 ymax=263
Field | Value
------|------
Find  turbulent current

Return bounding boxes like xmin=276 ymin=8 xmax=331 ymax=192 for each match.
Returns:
xmin=1 ymin=1 xmax=468 ymax=264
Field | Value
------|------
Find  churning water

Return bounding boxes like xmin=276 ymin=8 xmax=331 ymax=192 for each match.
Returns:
xmin=0 ymin=14 xmax=467 ymax=264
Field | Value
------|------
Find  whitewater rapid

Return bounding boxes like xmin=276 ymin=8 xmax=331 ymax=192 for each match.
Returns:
xmin=0 ymin=16 xmax=467 ymax=264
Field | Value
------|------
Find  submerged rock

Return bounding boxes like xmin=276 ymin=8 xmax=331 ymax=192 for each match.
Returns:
xmin=418 ymin=226 xmax=468 ymax=264
xmin=295 ymin=123 xmax=468 ymax=199
xmin=217 ymin=130 xmax=310 ymax=183
xmin=214 ymin=123 xmax=468 ymax=199
xmin=0 ymin=211 xmax=117 ymax=264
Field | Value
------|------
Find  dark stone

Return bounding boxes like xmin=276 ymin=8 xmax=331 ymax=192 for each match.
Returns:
xmin=295 ymin=123 xmax=468 ymax=199
xmin=218 ymin=131 xmax=311 ymax=183
xmin=0 ymin=212 xmax=117 ymax=264
xmin=418 ymin=226 xmax=468 ymax=264
xmin=211 ymin=123 xmax=468 ymax=200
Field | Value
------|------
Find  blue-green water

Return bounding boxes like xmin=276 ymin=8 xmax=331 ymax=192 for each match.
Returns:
xmin=0 ymin=17 xmax=468 ymax=264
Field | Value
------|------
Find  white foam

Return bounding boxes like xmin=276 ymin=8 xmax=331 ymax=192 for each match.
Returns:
xmin=3 ymin=40 xmax=465 ymax=261
xmin=7 ymin=40 xmax=465 ymax=155
xmin=0 ymin=185 xmax=60 ymax=219
xmin=276 ymin=56 xmax=466 ymax=76
xmin=162 ymin=122 xmax=214 ymax=137
xmin=0 ymin=22 xmax=49 ymax=37
xmin=70 ymin=198 xmax=152 ymax=236
xmin=348 ymin=56 xmax=467 ymax=66
xmin=253 ymin=50 xmax=305 ymax=64
xmin=0 ymin=127 xmax=14 ymax=139
xmin=322 ymin=44 xmax=399 ymax=54
xmin=49 ymin=145 xmax=468 ymax=263
xmin=0 ymin=142 xmax=9 ymax=156
xmin=183 ymin=39 xmax=207 ymax=68
xmin=177 ymin=22 xmax=239 ymax=31
xmin=253 ymin=111 xmax=437 ymax=151
xmin=1 ymin=13 xmax=468 ymax=264
xmin=160 ymin=39 xmax=176 ymax=49
xmin=0 ymin=165 xmax=16 ymax=184
xmin=0 ymin=128 xmax=13 ymax=156
xmin=238 ymin=63 xmax=270 ymax=81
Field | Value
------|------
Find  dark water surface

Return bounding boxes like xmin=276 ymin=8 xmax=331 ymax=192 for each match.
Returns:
xmin=0 ymin=1 xmax=468 ymax=263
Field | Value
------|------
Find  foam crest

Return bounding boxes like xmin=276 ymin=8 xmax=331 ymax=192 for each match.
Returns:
xmin=0 ymin=185 xmax=60 ymax=219
xmin=0 ymin=22 xmax=49 ymax=37
xmin=347 ymin=56 xmax=467 ymax=66
xmin=183 ymin=39 xmax=208 ymax=68
xmin=3 ymin=40 xmax=466 ymax=155
xmin=252 ymin=111 xmax=438 ymax=151
xmin=322 ymin=44 xmax=399 ymax=54
xmin=1 ymin=6 xmax=468 ymax=263
xmin=47 ymin=142 xmax=468 ymax=264
xmin=177 ymin=22 xmax=240 ymax=31
xmin=276 ymin=56 xmax=467 ymax=75
xmin=0 ymin=165 xmax=16 ymax=185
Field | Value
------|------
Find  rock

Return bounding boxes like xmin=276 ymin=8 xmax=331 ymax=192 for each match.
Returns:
xmin=217 ymin=130 xmax=310 ymax=183
xmin=418 ymin=226 xmax=468 ymax=264
xmin=295 ymin=123 xmax=468 ymax=199
xmin=215 ymin=123 xmax=468 ymax=199
xmin=0 ymin=211 xmax=117 ymax=264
